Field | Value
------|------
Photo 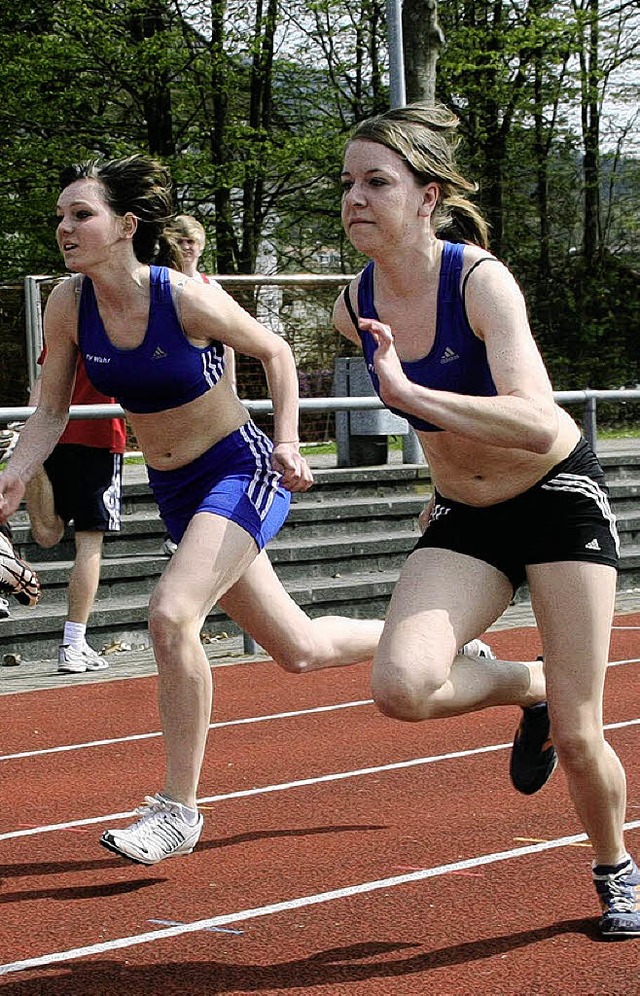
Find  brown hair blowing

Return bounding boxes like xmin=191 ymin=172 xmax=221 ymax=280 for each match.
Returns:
xmin=59 ymin=154 xmax=184 ymax=269
xmin=349 ymin=103 xmax=490 ymax=250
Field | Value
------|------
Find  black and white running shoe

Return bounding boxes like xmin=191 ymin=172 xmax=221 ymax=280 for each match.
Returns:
xmin=0 ymin=532 xmax=41 ymax=606
xmin=100 ymin=794 xmax=203 ymax=865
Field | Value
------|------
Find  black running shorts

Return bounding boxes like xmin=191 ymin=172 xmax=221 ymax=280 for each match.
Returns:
xmin=44 ymin=444 xmax=123 ymax=533
xmin=414 ymin=438 xmax=619 ymax=593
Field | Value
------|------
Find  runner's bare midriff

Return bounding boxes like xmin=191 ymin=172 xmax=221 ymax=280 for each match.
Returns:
xmin=420 ymin=407 xmax=582 ymax=506
xmin=128 ymin=377 xmax=250 ymax=471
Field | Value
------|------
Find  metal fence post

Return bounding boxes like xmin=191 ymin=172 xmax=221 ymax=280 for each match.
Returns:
xmin=243 ymin=632 xmax=260 ymax=655
xmin=23 ymin=276 xmax=46 ymax=389
xmin=386 ymin=0 xmax=406 ymax=108
xmin=583 ymin=395 xmax=597 ymax=452
xmin=402 ymin=428 xmax=424 ymax=464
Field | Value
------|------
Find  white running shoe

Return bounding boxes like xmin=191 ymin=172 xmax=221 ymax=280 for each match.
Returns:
xmin=458 ymin=639 xmax=496 ymax=660
xmin=80 ymin=641 xmax=108 ymax=669
xmin=100 ymin=794 xmax=203 ymax=865
xmin=161 ymin=535 xmax=178 ymax=556
xmin=0 ymin=597 xmax=10 ymax=620
xmin=57 ymin=644 xmax=109 ymax=673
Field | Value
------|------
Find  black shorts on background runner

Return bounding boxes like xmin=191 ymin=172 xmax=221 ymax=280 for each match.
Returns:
xmin=44 ymin=444 xmax=122 ymax=533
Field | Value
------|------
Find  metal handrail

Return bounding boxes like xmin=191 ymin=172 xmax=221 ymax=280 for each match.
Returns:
xmin=2 ymin=388 xmax=638 ymax=654
xmin=1 ymin=388 xmax=640 ymax=456
xmin=2 ymin=387 xmax=640 ymax=423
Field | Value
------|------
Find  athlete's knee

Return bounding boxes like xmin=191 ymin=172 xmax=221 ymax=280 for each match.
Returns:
xmin=552 ymin=719 xmax=604 ymax=772
xmin=269 ymin=626 xmax=328 ymax=675
xmin=29 ymin=521 xmax=64 ymax=548
xmin=371 ymin=652 xmax=447 ymax=722
xmin=148 ymin=591 xmax=199 ymax=650
xmin=276 ymin=656 xmax=310 ymax=675
xmin=272 ymin=639 xmax=317 ymax=675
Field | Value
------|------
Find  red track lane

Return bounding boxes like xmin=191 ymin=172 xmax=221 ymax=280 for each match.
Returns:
xmin=0 ymin=619 xmax=639 ymax=994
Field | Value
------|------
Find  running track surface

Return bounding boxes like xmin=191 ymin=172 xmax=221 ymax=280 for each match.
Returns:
xmin=1 ymin=617 xmax=639 ymax=995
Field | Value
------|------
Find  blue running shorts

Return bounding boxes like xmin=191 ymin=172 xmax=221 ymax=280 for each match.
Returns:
xmin=414 ymin=437 xmax=619 ymax=593
xmin=147 ymin=420 xmax=291 ymax=550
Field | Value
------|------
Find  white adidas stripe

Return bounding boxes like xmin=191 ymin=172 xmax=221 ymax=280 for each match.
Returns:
xmin=541 ymin=472 xmax=620 ymax=555
xmin=241 ymin=422 xmax=278 ymax=520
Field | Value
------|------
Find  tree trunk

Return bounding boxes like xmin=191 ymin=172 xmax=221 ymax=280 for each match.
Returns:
xmin=208 ymin=0 xmax=240 ymax=274
xmin=127 ymin=2 xmax=175 ymax=157
xmin=402 ymin=0 xmax=445 ymax=104
xmin=241 ymin=0 xmax=278 ymax=275
xmin=580 ymin=0 xmax=602 ymax=269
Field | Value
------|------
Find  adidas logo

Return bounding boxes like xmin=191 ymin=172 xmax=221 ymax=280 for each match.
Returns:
xmin=152 ymin=346 xmax=168 ymax=360
xmin=585 ymin=538 xmax=601 ymax=551
xmin=440 ymin=346 xmax=459 ymax=364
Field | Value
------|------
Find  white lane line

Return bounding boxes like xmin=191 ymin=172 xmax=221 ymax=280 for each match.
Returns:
xmin=1 ymin=820 xmax=639 ymax=978
xmin=0 ymin=742 xmax=511 ymax=841
xmin=2 ymin=716 xmax=639 ymax=843
xmin=3 ymin=657 xmax=639 ymax=764
xmin=0 ymin=699 xmax=373 ymax=763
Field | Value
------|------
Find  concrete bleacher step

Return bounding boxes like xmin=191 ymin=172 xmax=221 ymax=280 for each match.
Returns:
xmin=604 ymin=478 xmax=640 ymax=511
xmin=0 ymin=570 xmax=401 ymax=661
xmin=28 ymin=527 xmax=421 ymax=605
xmin=12 ymin=494 xmax=426 ymax=562
xmin=597 ymin=452 xmax=640 ymax=480
xmin=612 ymin=508 xmax=640 ymax=545
xmin=0 ymin=460 xmax=428 ymax=659
xmin=4 ymin=449 xmax=640 ymax=662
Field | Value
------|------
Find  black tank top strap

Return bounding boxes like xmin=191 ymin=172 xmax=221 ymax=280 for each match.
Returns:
xmin=342 ymin=284 xmax=360 ymax=333
xmin=461 ymin=256 xmax=501 ymax=307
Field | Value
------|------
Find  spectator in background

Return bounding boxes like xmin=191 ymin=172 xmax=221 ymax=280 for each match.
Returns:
xmin=25 ymin=349 xmax=127 ymax=673
xmin=165 ymin=215 xmax=209 ymax=281
xmin=160 ymin=215 xmax=236 ymax=557
xmin=165 ymin=214 xmax=236 ymax=390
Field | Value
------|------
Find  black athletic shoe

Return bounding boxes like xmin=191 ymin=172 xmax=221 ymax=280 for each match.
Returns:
xmin=510 ymin=675 xmax=558 ymax=795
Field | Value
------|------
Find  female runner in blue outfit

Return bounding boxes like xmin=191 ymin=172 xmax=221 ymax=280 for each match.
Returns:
xmin=332 ymin=103 xmax=639 ymax=939
xmin=0 ymin=154 xmax=384 ymax=866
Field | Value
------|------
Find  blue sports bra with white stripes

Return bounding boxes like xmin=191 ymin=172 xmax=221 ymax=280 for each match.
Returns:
xmin=345 ymin=241 xmax=498 ymax=432
xmin=79 ymin=265 xmax=225 ymax=414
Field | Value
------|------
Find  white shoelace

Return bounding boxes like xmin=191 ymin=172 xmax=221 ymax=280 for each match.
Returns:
xmin=125 ymin=796 xmax=191 ymax=850
xmin=603 ymin=874 xmax=637 ymax=913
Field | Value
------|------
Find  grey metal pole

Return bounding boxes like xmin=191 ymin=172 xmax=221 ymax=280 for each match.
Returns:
xmin=387 ymin=1 xmax=423 ymax=462
xmin=243 ymin=632 xmax=260 ymax=655
xmin=583 ymin=395 xmax=598 ymax=452
xmin=24 ymin=277 xmax=45 ymax=389
xmin=402 ymin=430 xmax=424 ymax=464
xmin=386 ymin=0 xmax=406 ymax=108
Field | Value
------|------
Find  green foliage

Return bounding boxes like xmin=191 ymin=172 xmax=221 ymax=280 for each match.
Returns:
xmin=0 ymin=0 xmax=638 ymax=391
xmin=434 ymin=0 xmax=639 ymax=387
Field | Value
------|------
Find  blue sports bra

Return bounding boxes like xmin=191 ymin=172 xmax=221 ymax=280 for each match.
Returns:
xmin=79 ymin=265 xmax=225 ymax=414
xmin=344 ymin=241 xmax=498 ymax=432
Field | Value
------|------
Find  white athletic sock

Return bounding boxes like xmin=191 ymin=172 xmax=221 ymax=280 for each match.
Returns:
xmin=180 ymin=805 xmax=200 ymax=826
xmin=159 ymin=794 xmax=199 ymax=825
xmin=62 ymin=621 xmax=87 ymax=650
